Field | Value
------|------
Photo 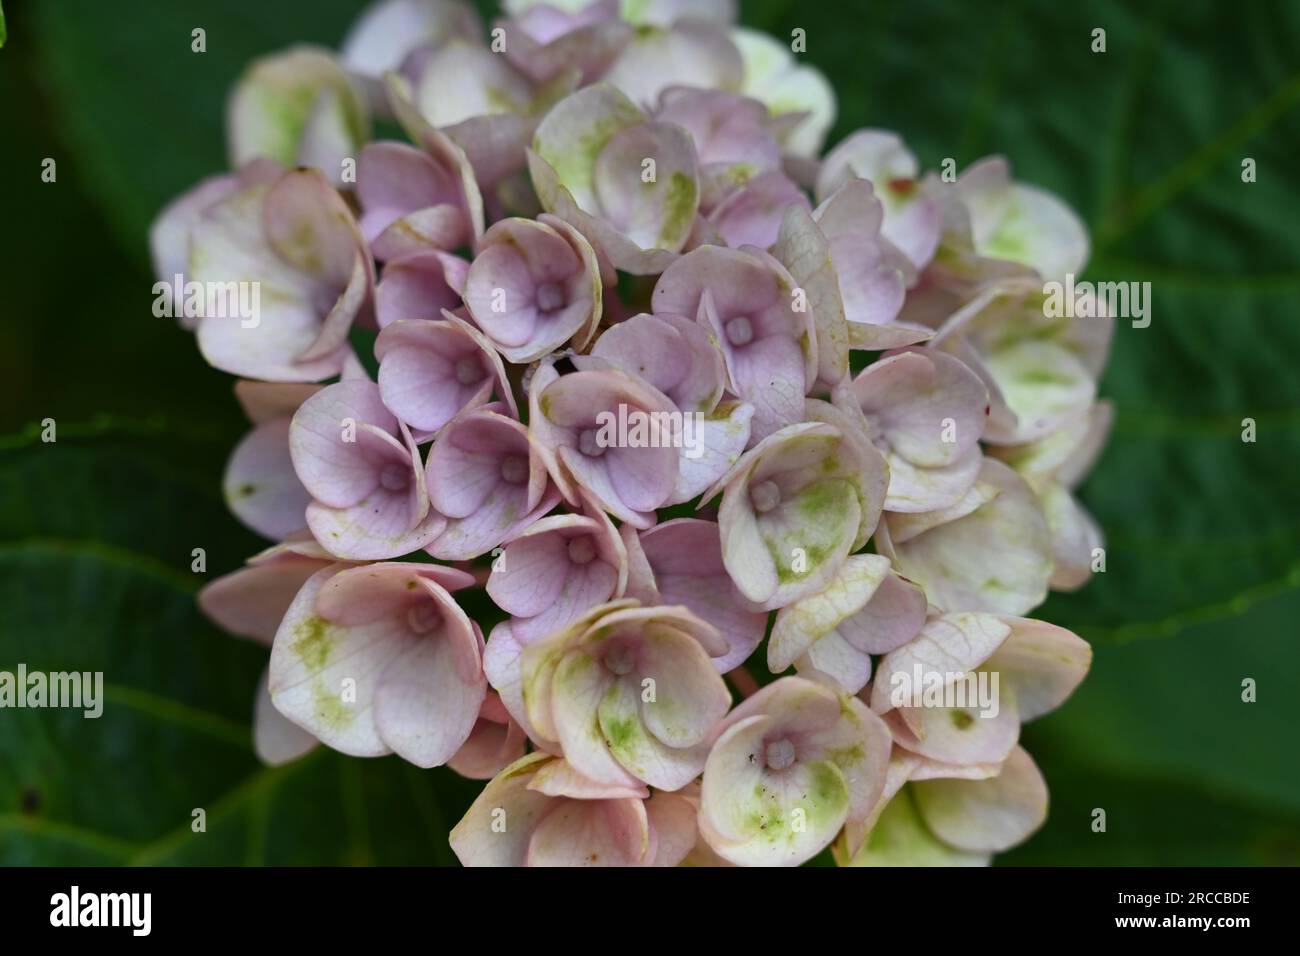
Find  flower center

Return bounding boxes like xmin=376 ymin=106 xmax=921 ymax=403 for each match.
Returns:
xmin=406 ymin=601 xmax=440 ymax=634
xmin=765 ymin=737 xmax=796 ymax=771
xmin=567 ymin=536 xmax=597 ymax=565
xmin=749 ymin=479 xmax=781 ymax=513
xmin=724 ymin=315 xmax=754 ymax=346
xmin=380 ymin=462 xmax=411 ymax=491
xmin=455 ymin=354 xmax=485 ymax=386
xmin=604 ymin=642 xmax=636 ymax=676
xmin=577 ymin=428 xmax=606 ymax=457
xmin=499 ymin=455 xmax=528 ymax=485
xmin=536 ymin=281 xmax=565 ymax=313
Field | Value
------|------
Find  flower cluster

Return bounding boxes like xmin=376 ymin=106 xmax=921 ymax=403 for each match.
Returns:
xmin=169 ymin=0 xmax=1110 ymax=867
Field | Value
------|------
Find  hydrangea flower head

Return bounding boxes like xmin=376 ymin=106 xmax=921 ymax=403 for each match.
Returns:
xmin=165 ymin=0 xmax=1112 ymax=868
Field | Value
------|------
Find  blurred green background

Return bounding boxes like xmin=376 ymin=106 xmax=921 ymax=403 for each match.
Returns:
xmin=2 ymin=0 xmax=1298 ymax=865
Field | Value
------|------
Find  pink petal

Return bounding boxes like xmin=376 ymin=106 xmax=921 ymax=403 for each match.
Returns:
xmin=525 ymin=797 xmax=651 ymax=866
xmin=374 ymin=250 xmax=468 ymax=327
xmin=911 ymin=745 xmax=1048 ymax=853
xmin=198 ymin=556 xmax=329 ymax=645
xmin=449 ymin=752 xmax=554 ymax=866
xmin=374 ymin=618 xmax=487 ymax=767
xmin=254 ymin=667 xmax=319 ymax=766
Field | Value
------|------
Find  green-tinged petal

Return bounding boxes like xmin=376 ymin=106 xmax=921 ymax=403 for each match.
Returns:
xmin=838 ymin=785 xmax=989 ymax=866
xmin=911 ymin=745 xmax=1048 ymax=853
xmin=597 ymin=675 xmax=710 ymax=791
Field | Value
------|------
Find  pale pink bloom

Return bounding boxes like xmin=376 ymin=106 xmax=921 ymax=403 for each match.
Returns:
xmin=359 ymin=75 xmax=486 ymax=251
xmin=927 ymin=277 xmax=1113 ymax=446
xmin=653 ymin=245 xmax=815 ymax=439
xmin=702 ymin=413 xmax=889 ymax=610
xmin=289 ymin=379 xmax=445 ymax=559
xmin=529 ymin=364 xmax=680 ymax=526
xmin=768 ymin=554 xmax=926 ymax=694
xmin=486 ymin=504 xmax=626 ymax=644
xmin=374 ymin=249 xmax=469 ymax=328
xmin=448 ymin=690 xmax=529 ymax=780
xmin=405 ymin=38 xmax=548 ymax=189
xmin=953 ymin=156 xmax=1089 ymax=283
xmin=183 ymin=167 xmax=374 ymax=382
xmin=572 ymin=313 xmax=753 ymax=504
xmin=223 ymin=381 xmax=320 ymax=540
xmin=449 ymin=752 xmax=698 ymax=866
xmin=896 ymin=202 xmax=1038 ymax=323
xmin=699 ymin=675 xmax=891 ymax=866
xmin=341 ymin=0 xmax=481 ymax=100
xmin=374 ymin=314 xmax=515 ymax=436
xmin=653 ymin=781 xmax=734 ymax=866
xmin=520 ymin=601 xmax=731 ymax=790
xmin=602 ymin=19 xmax=743 ymax=108
xmin=990 ymin=401 xmax=1113 ymax=591
xmin=227 ymin=47 xmax=369 ymax=188
xmin=878 ymin=458 xmax=1054 ymax=615
xmin=425 ymin=406 xmax=561 ymax=560
xmin=868 ymin=611 xmax=1090 ymax=767
xmin=812 ymin=179 xmax=932 ymax=349
xmin=620 ymin=518 xmax=768 ymax=672
xmin=357 ymin=141 xmax=480 ymax=260
xmin=199 ymin=535 xmax=337 ymax=646
xmin=582 ymin=0 xmax=735 ymax=27
xmin=463 ymin=215 xmax=602 ymax=362
xmin=731 ymin=26 xmax=835 ymax=159
xmin=708 ymin=171 xmax=811 ymax=250
xmin=836 ymin=745 xmax=1048 ymax=865
xmin=198 ymin=535 xmax=341 ymax=766
xmin=528 ymin=84 xmax=700 ymax=274
xmin=268 ymin=560 xmax=483 ymax=767
xmin=580 ymin=312 xmax=724 ymax=413
xmin=478 ymin=502 xmax=633 ymax=746
xmin=816 ymin=130 xmax=942 ymax=275
xmin=762 ymin=201 xmax=854 ymax=393
xmin=149 ymin=159 xmax=281 ymax=331
xmin=357 ymin=72 xmax=487 ymax=256
xmin=481 ymin=621 xmax=543 ymax=748
xmin=653 ymin=86 xmax=783 ymax=209
xmin=851 ymin=346 xmax=990 ymax=513
xmin=497 ymin=0 xmax=632 ymax=84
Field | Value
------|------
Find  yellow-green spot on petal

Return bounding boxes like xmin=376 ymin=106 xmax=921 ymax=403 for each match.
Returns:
xmin=657 ymin=171 xmax=698 ymax=247
xmin=281 ymin=219 xmax=324 ymax=274
xmin=747 ymin=781 xmax=787 ymax=839
xmin=984 ymin=205 xmax=1031 ymax=262
xmin=808 ymin=760 xmax=843 ymax=807
xmin=292 ymin=615 xmax=335 ymax=669
xmin=826 ymin=742 xmax=864 ymax=767
xmin=311 ymin=681 xmax=353 ymax=729
xmin=604 ymin=714 xmax=637 ymax=751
